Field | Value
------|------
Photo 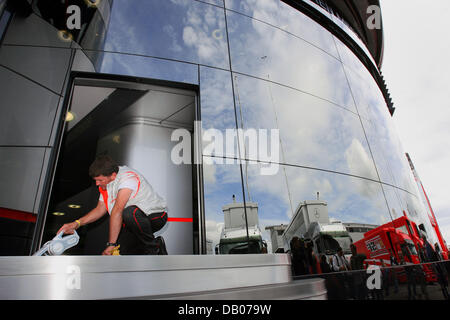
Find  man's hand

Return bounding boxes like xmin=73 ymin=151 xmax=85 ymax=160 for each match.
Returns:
xmin=102 ymin=246 xmax=115 ymax=255
xmin=57 ymin=221 xmax=79 ymax=235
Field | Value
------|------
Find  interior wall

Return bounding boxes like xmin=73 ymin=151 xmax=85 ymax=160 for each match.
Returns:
xmin=97 ymin=123 xmax=194 ymax=254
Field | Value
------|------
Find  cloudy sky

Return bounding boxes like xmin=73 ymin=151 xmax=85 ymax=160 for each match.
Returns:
xmin=380 ymin=0 xmax=450 ymax=246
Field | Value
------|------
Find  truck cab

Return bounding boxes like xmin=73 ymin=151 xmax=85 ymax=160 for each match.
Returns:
xmin=217 ymin=226 xmax=267 ymax=254
xmin=282 ymin=200 xmax=352 ymax=258
xmin=308 ymin=221 xmax=352 ymax=256
xmin=216 ymin=199 xmax=267 ymax=254
xmin=354 ymin=216 xmax=437 ymax=282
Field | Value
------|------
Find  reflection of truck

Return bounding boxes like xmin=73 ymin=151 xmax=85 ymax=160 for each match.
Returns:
xmin=354 ymin=215 xmax=436 ymax=282
xmin=216 ymin=199 xmax=267 ymax=254
xmin=265 ymin=224 xmax=287 ymax=253
xmin=282 ymin=200 xmax=352 ymax=257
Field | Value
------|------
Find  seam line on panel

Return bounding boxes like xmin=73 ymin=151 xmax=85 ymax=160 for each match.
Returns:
xmin=202 ymin=154 xmax=418 ymax=197
xmin=223 ymin=7 xmax=341 ymax=62
xmin=32 ymin=147 xmax=52 ymax=214
xmin=73 ymin=49 xmax=357 ymax=115
xmin=223 ymin=4 xmax=251 ymax=248
xmin=0 ymin=64 xmax=63 ymax=97
xmin=231 ymin=70 xmax=359 ymax=116
xmin=47 ymin=49 xmax=76 ymax=146
xmin=332 ymin=36 xmax=393 ymax=221
xmin=0 ymin=145 xmax=52 ymax=148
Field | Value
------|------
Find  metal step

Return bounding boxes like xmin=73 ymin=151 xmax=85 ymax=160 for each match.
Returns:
xmin=0 ymin=254 xmax=324 ymax=300
xmin=145 ymin=279 xmax=327 ymax=300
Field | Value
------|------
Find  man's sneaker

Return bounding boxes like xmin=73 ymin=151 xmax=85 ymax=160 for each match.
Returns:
xmin=156 ymin=236 xmax=168 ymax=255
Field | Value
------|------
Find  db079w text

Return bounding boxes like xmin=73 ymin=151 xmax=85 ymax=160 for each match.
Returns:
xmin=222 ymin=304 xmax=272 ymax=315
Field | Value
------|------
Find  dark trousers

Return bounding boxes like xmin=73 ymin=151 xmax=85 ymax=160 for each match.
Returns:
xmin=119 ymin=206 xmax=168 ymax=255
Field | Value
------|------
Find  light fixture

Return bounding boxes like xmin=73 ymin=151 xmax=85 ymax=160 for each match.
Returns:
xmin=57 ymin=30 xmax=73 ymax=42
xmin=52 ymin=212 xmax=66 ymax=216
xmin=65 ymin=111 xmax=75 ymax=122
xmin=84 ymin=0 xmax=100 ymax=8
xmin=68 ymin=204 xmax=81 ymax=209
xmin=112 ymin=135 xmax=120 ymax=144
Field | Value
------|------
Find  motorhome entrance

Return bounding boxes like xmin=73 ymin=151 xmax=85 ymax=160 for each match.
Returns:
xmin=42 ymin=78 xmax=198 ymax=255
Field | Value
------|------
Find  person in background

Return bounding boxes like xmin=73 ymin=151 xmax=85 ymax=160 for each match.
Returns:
xmin=290 ymin=237 xmax=308 ymax=276
xmin=350 ymin=244 xmax=367 ymax=300
xmin=305 ymin=241 xmax=318 ymax=274
xmin=386 ymin=249 xmax=399 ymax=296
xmin=320 ymin=254 xmax=332 ymax=273
xmin=332 ymin=247 xmax=350 ymax=272
xmin=331 ymin=247 xmax=350 ymax=299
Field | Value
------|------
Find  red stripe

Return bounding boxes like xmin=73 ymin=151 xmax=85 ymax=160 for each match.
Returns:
xmin=132 ymin=207 xmax=144 ymax=233
xmin=167 ymin=217 xmax=193 ymax=222
xmin=99 ymin=187 xmax=109 ymax=213
xmin=151 ymin=212 xmax=167 ymax=220
xmin=125 ymin=171 xmax=140 ymax=199
xmin=0 ymin=207 xmax=37 ymax=223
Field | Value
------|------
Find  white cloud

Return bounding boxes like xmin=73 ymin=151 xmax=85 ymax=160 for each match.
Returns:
xmin=345 ymin=139 xmax=378 ymax=180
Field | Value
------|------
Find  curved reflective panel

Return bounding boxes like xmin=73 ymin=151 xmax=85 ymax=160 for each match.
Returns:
xmin=2 ymin=12 xmax=72 ymax=48
xmin=238 ymin=161 xmax=392 ymax=254
xmin=225 ymin=0 xmax=339 ymax=59
xmin=284 ymin=164 xmax=391 ymax=227
xmin=202 ymin=157 xmax=246 ymax=254
xmin=94 ymin=0 xmax=229 ymax=69
xmin=0 ymin=45 xmax=72 ymax=94
xmin=382 ymin=181 xmax=440 ymax=247
xmin=333 ymin=36 xmax=371 ymax=91
xmin=0 ymin=147 xmax=46 ymax=214
xmin=82 ymin=50 xmax=199 ymax=85
xmin=31 ymin=0 xmax=110 ymax=49
xmin=354 ymin=70 xmax=418 ymax=195
xmin=199 ymin=66 xmax=239 ymax=159
xmin=202 ymin=0 xmax=224 ymax=7
xmin=380 ymin=184 xmax=407 ymax=220
xmin=341 ymin=57 xmax=419 ymax=198
xmin=226 ymin=9 xmax=356 ymax=112
xmin=380 ymin=184 xmax=428 ymax=229
xmin=329 ymin=15 xmax=377 ymax=69
xmin=232 ymin=73 xmax=379 ymax=181
xmin=0 ymin=66 xmax=61 ymax=146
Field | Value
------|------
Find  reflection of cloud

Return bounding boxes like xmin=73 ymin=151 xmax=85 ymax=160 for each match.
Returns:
xmin=203 ymin=163 xmax=216 ymax=184
xmin=200 ymin=67 xmax=235 ymax=132
xmin=178 ymin=0 xmax=229 ymax=67
xmin=228 ymin=9 xmax=355 ymax=112
xmin=163 ymin=24 xmax=183 ymax=53
xmin=206 ymin=219 xmax=224 ymax=251
xmin=200 ymin=0 xmax=429 ymax=236
xmin=342 ymin=64 xmax=434 ymax=232
xmin=345 ymin=139 xmax=378 ymax=180
xmin=105 ymin=0 xmax=228 ymax=68
xmin=233 ymin=72 xmax=378 ymax=181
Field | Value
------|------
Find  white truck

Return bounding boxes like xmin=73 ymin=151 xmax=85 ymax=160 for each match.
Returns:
xmin=216 ymin=198 xmax=267 ymax=254
xmin=282 ymin=199 xmax=352 ymax=257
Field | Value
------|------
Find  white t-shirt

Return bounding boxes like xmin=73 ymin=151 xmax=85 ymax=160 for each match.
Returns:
xmin=98 ymin=166 xmax=167 ymax=215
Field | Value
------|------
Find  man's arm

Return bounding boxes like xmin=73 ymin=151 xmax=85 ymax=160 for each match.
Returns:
xmin=58 ymin=200 xmax=108 ymax=235
xmin=102 ymin=188 xmax=133 ymax=255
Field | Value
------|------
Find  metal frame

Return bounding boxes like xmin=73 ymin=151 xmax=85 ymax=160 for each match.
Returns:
xmin=31 ymin=71 xmax=204 ymax=255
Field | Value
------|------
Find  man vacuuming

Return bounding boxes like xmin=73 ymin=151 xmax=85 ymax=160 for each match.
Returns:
xmin=58 ymin=154 xmax=168 ymax=255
